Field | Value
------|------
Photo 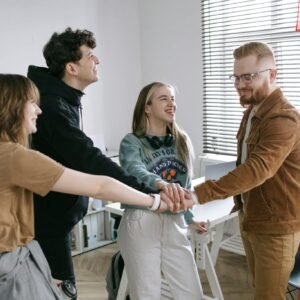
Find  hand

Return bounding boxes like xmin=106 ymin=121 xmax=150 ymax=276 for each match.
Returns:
xmin=182 ymin=189 xmax=197 ymax=210
xmin=158 ymin=189 xmax=196 ymax=212
xmin=159 ymin=184 xmax=196 ymax=212
xmin=156 ymin=196 xmax=169 ymax=213
xmin=158 ymin=190 xmax=174 ymax=212
xmin=160 ymin=183 xmax=186 ymax=212
xmin=189 ymin=221 xmax=208 ymax=233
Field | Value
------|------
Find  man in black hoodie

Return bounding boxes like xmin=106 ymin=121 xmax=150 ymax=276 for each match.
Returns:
xmin=28 ymin=28 xmax=188 ymax=299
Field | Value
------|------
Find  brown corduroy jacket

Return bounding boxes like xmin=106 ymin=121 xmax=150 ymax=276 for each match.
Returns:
xmin=194 ymin=88 xmax=300 ymax=234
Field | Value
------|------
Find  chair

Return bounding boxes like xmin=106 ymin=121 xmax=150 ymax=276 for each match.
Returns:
xmin=287 ymin=251 xmax=300 ymax=300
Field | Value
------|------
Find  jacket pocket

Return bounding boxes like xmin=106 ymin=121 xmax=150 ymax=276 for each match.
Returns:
xmin=245 ymin=186 xmax=272 ymax=221
xmin=245 ymin=129 xmax=260 ymax=154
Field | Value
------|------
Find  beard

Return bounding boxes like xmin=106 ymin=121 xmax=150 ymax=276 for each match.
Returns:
xmin=238 ymin=80 xmax=270 ymax=107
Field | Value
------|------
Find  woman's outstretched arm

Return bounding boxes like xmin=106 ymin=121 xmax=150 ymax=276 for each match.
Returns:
xmin=51 ymin=168 xmax=159 ymax=209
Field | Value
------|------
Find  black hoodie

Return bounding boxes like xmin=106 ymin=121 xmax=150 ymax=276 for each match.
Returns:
xmin=27 ymin=65 xmax=154 ymax=235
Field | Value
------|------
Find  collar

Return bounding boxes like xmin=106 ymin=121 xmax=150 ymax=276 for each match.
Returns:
xmin=242 ymin=88 xmax=283 ymax=120
xmin=254 ymin=88 xmax=283 ymax=120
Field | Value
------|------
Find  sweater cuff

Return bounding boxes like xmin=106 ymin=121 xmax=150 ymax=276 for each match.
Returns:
xmin=184 ymin=209 xmax=194 ymax=225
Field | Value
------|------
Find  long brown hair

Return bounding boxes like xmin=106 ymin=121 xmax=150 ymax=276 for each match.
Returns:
xmin=132 ymin=82 xmax=194 ymax=176
xmin=0 ymin=74 xmax=40 ymax=146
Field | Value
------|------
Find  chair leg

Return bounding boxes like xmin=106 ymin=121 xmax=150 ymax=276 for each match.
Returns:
xmin=286 ymin=285 xmax=297 ymax=300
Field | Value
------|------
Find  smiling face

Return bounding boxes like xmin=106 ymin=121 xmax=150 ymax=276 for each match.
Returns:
xmin=233 ymin=54 xmax=277 ymax=106
xmin=76 ymin=45 xmax=99 ymax=84
xmin=23 ymin=99 xmax=42 ymax=135
xmin=65 ymin=45 xmax=100 ymax=91
xmin=232 ymin=42 xmax=278 ymax=107
xmin=145 ymin=85 xmax=176 ymax=129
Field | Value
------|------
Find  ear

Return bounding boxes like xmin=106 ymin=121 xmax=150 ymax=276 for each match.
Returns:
xmin=269 ymin=69 xmax=277 ymax=83
xmin=145 ymin=104 xmax=151 ymax=115
xmin=65 ymin=62 xmax=78 ymax=76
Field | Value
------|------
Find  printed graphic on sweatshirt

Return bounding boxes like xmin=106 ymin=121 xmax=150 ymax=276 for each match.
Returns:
xmin=149 ymin=157 xmax=187 ymax=184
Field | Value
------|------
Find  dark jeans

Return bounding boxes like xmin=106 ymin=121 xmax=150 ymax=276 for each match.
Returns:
xmin=36 ymin=232 xmax=75 ymax=284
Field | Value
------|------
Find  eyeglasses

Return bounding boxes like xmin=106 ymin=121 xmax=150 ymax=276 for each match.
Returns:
xmin=229 ymin=69 xmax=271 ymax=84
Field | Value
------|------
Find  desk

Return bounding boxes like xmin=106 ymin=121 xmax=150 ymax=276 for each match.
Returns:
xmin=105 ymin=178 xmax=242 ymax=300
xmin=192 ymin=199 xmax=239 ymax=265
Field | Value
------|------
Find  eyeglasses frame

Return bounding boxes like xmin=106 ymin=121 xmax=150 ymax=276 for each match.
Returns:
xmin=229 ymin=69 xmax=272 ymax=84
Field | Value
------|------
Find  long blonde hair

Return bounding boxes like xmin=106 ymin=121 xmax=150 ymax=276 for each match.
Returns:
xmin=0 ymin=74 xmax=40 ymax=146
xmin=132 ymin=82 xmax=194 ymax=176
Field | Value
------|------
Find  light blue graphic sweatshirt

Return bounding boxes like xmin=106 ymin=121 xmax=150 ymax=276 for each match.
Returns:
xmin=119 ymin=133 xmax=194 ymax=224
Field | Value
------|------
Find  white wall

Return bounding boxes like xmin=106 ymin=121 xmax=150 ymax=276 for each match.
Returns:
xmin=101 ymin=0 xmax=204 ymax=171
xmin=0 ymin=0 xmax=105 ymax=135
xmin=0 ymin=0 xmax=204 ymax=173
xmin=139 ymin=0 xmax=203 ymax=173
xmin=100 ymin=0 xmax=142 ymax=150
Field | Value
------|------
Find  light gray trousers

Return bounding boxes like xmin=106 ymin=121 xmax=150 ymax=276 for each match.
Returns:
xmin=0 ymin=240 xmax=63 ymax=300
xmin=118 ymin=209 xmax=203 ymax=300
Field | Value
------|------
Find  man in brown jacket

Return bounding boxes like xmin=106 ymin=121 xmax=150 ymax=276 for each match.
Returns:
xmin=194 ymin=41 xmax=300 ymax=300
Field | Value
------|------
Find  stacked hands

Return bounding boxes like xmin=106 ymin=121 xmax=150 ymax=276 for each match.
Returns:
xmin=154 ymin=183 xmax=207 ymax=233
xmin=159 ymin=183 xmax=195 ymax=212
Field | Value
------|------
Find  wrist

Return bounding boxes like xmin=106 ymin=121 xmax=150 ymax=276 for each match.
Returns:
xmin=149 ymin=193 xmax=161 ymax=211
xmin=155 ymin=180 xmax=167 ymax=190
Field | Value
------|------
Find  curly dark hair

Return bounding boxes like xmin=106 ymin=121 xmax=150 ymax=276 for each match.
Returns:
xmin=43 ymin=27 xmax=96 ymax=79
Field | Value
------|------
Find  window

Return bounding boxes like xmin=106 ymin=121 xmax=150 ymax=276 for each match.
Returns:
xmin=201 ymin=0 xmax=300 ymax=155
